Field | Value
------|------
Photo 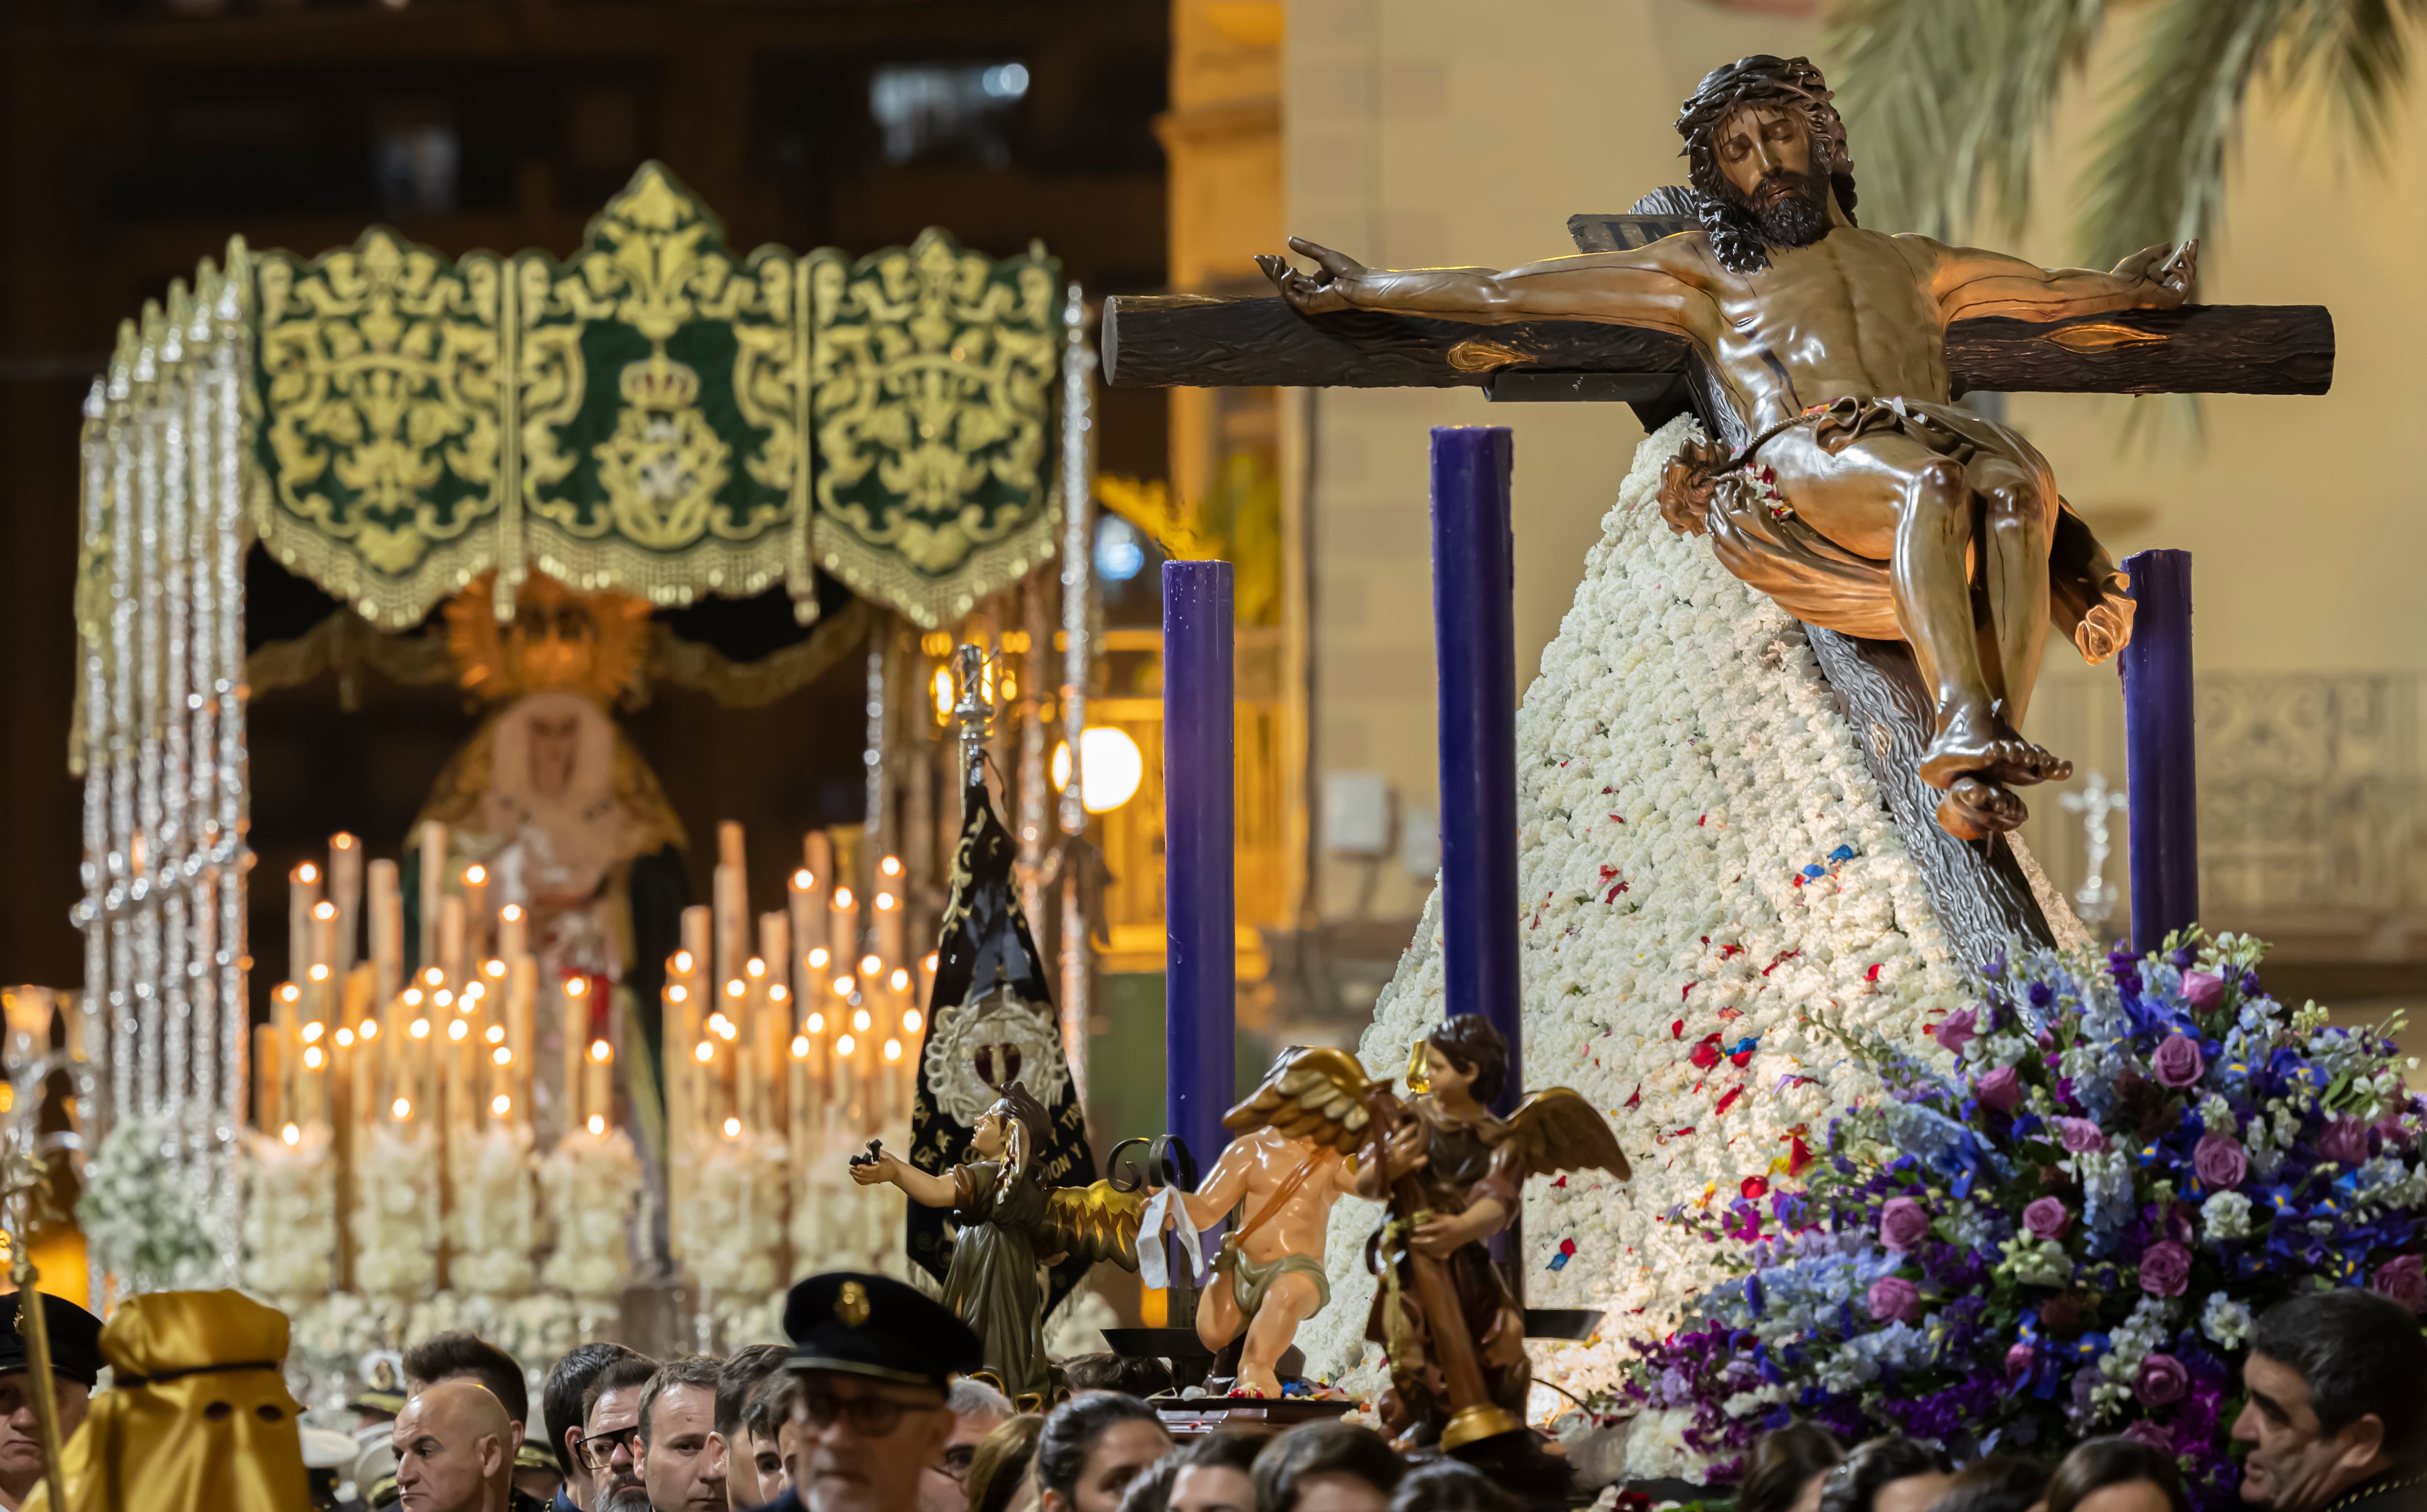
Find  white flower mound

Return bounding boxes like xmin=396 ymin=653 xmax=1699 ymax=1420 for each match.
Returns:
xmin=1296 ymin=416 xmax=1972 ymax=1398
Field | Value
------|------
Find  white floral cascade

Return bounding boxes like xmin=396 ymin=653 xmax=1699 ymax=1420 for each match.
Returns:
xmin=241 ymin=1123 xmax=337 ymax=1309
xmin=1296 ymin=415 xmax=1972 ymax=1396
xmin=81 ymin=1114 xmax=221 ymax=1292
xmin=678 ymin=1132 xmax=788 ymax=1316
xmin=449 ymin=1123 xmax=539 ymax=1298
xmin=790 ymin=1130 xmax=913 ymax=1280
xmin=353 ymin=1122 xmax=442 ymax=1303
xmin=539 ymin=1126 xmax=642 ymax=1306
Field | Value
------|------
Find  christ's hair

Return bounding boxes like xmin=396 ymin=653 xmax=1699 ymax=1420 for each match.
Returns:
xmin=1673 ymin=53 xmax=1860 ymax=275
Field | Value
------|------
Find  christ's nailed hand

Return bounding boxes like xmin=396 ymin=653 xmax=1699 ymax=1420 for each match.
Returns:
xmin=1259 ymin=237 xmax=1366 ymax=315
xmin=2116 ymin=239 xmax=2197 ymax=308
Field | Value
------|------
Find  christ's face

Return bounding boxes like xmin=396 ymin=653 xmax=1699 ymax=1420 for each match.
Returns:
xmin=528 ymin=713 xmax=582 ymax=798
xmin=1714 ymin=105 xmax=1810 ymax=203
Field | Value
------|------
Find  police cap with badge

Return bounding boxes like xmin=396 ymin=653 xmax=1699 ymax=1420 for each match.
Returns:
xmin=0 ymin=1293 xmax=104 ymax=1389
xmin=784 ymin=1272 xmax=981 ymax=1392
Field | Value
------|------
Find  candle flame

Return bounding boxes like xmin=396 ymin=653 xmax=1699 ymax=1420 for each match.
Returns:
xmin=491 ymin=1093 xmax=512 ymax=1116
xmin=806 ymin=1012 xmax=826 ymax=1033
xmin=335 ymin=1027 xmax=355 ymax=1048
xmin=464 ymin=864 xmax=486 ymax=886
xmin=880 ymin=855 xmax=903 ymax=878
xmin=484 ymin=1024 xmax=505 ymax=1045
xmin=746 ymin=957 xmax=766 ymax=979
xmin=484 ymin=959 xmax=506 ymax=978
xmin=432 ymin=988 xmax=454 ymax=1009
xmin=447 ymin=1018 xmax=469 ymax=1042
xmin=672 ymin=949 xmax=694 ymax=974
xmin=493 ymin=1047 xmax=512 ymax=1067
xmin=332 ymin=834 xmax=356 ymax=849
xmin=889 ymin=968 xmax=911 ymax=993
xmin=903 ymin=1009 xmax=924 ymax=1034
xmin=875 ymin=892 xmax=897 ymax=912
xmin=359 ymin=1019 xmax=379 ymax=1041
xmin=402 ymin=987 xmax=423 ymax=1007
xmin=808 ymin=947 xmax=831 ymax=969
xmin=424 ymin=966 xmax=444 ymax=986
xmin=792 ymin=868 xmax=814 ymax=890
xmin=302 ymin=1046 xmax=324 ymax=1070
xmin=409 ymin=1018 xmax=431 ymax=1040
xmin=500 ymin=904 xmax=523 ymax=922
xmin=832 ymin=886 xmax=855 ymax=910
xmin=566 ymin=977 xmax=588 ymax=997
xmin=931 ymin=665 xmax=953 ymax=721
xmin=883 ymin=1038 xmax=903 ymax=1063
xmin=392 ymin=1097 xmax=412 ymax=1120
xmin=726 ymin=978 xmax=746 ymax=999
xmin=462 ymin=981 xmax=484 ymax=1002
xmin=723 ymin=1117 xmax=741 ymax=1139
xmin=281 ymin=1122 xmax=300 ymax=1146
xmin=313 ymin=900 xmax=336 ymax=921
xmin=770 ymin=984 xmax=790 ymax=1003
xmin=833 ymin=976 xmax=856 ymax=997
xmin=308 ymin=964 xmax=329 ymax=982
xmin=667 ymin=984 xmax=687 ymax=1003
xmin=587 ymin=1114 xmax=606 ymax=1136
xmin=792 ymin=1035 xmax=811 ymax=1058
xmin=836 ymin=1034 xmax=857 ymax=1057
xmin=300 ymin=1021 xmax=325 ymax=1044
xmin=852 ymin=1008 xmax=872 ymax=1033
xmin=923 ymin=952 xmax=940 ymax=974
xmin=296 ymin=863 xmax=319 ymax=884
xmin=859 ymin=954 xmax=881 ymax=978
xmin=279 ymin=983 xmax=300 ymax=1004
xmin=694 ymin=1042 xmax=715 ymax=1064
xmin=591 ymin=1039 xmax=613 ymax=1063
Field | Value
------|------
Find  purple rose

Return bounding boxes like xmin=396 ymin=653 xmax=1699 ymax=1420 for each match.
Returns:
xmin=2151 ymin=1033 xmax=2206 ymax=1089
xmin=1934 ymin=1008 xmax=1979 ymax=1057
xmin=2136 ymin=1352 xmax=2190 ymax=1406
xmin=2193 ymin=1131 xmax=2248 ymax=1190
xmin=1868 ymin=1276 xmax=1923 ymax=1325
xmin=2125 ymin=1420 xmax=2175 ymax=1453
xmin=1878 ymin=1196 xmax=1931 ymax=1252
xmin=2138 ymin=1240 xmax=2192 ymax=1297
xmin=2023 ymin=1196 xmax=2072 ymax=1241
xmin=2180 ymin=970 xmax=2226 ymax=1013
xmin=2371 ymin=1254 xmax=2426 ymax=1313
xmin=2005 ymin=1342 xmax=2037 ymax=1383
xmin=2054 ymin=1117 xmax=2109 ymax=1155
xmin=2320 ymin=1117 xmax=2372 ymax=1167
xmin=1975 ymin=1064 xmax=2024 ymax=1113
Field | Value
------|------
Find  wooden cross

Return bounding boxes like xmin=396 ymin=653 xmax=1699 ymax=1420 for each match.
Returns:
xmin=1101 ymin=213 xmax=2334 ymax=966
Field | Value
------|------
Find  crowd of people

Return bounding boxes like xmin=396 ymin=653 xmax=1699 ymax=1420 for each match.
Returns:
xmin=0 ymin=1280 xmax=2419 ymax=1512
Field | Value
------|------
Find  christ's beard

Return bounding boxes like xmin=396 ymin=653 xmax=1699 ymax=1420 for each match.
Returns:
xmin=1727 ymin=161 xmax=1834 ymax=249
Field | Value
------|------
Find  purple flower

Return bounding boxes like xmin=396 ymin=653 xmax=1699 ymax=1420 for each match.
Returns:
xmin=2005 ymin=1343 xmax=2036 ymax=1383
xmin=2125 ymin=1420 xmax=2174 ymax=1453
xmin=1975 ymin=1065 xmax=2024 ymax=1113
xmin=2023 ymin=1196 xmax=2072 ymax=1241
xmin=1878 ymin=1197 xmax=1931 ymax=1252
xmin=2054 ymin=1117 xmax=2109 ymax=1155
xmin=2139 ymin=1240 xmax=2192 ymax=1296
xmin=1935 ymin=1008 xmax=1979 ymax=1057
xmin=2193 ymin=1131 xmax=2248 ymax=1190
xmin=2151 ymin=1033 xmax=2206 ymax=1089
xmin=2180 ymin=970 xmax=2226 ymax=1013
xmin=1868 ymin=1276 xmax=1922 ymax=1324
xmin=2320 ymin=1117 xmax=2372 ymax=1167
xmin=2137 ymin=1352 xmax=2189 ymax=1406
xmin=2371 ymin=1254 xmax=2426 ymax=1313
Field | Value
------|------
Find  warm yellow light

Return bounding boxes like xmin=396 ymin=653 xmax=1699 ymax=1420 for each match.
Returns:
xmin=706 ymin=1013 xmax=734 ymax=1040
xmin=880 ymin=854 xmax=903 ymax=878
xmin=402 ymin=987 xmax=424 ymax=1007
xmin=587 ymin=1114 xmax=607 ymax=1136
xmin=672 ymin=949 xmax=695 ymax=974
xmin=492 ymin=1047 xmax=512 ymax=1067
xmin=484 ymin=1024 xmax=505 ymax=1045
xmin=484 ymin=959 xmax=506 ymax=979
xmin=281 ymin=1122 xmax=300 ymax=1146
xmin=859 ymin=954 xmax=882 ymax=979
xmin=491 ymin=1094 xmax=512 ymax=1116
xmin=875 ymin=891 xmax=897 ymax=912
xmin=279 ymin=982 xmax=300 ymax=1004
xmin=770 ymin=984 xmax=790 ymax=1004
xmin=836 ymin=1034 xmax=857 ymax=1057
xmin=723 ymin=1116 xmax=742 ymax=1139
xmin=1052 ymin=727 xmax=1145 ymax=813
xmin=296 ymin=862 xmax=319 ymax=884
xmin=1002 ymin=670 xmax=1019 ymax=701
xmin=302 ymin=1046 xmax=324 ymax=1070
xmin=332 ymin=835 xmax=355 ymax=850
xmin=889 ymin=968 xmax=911 ymax=993
xmin=923 ymin=951 xmax=940 ymax=974
xmin=500 ymin=904 xmax=523 ymax=922
xmin=359 ymin=1019 xmax=379 ymax=1041
xmin=694 ymin=1042 xmax=715 ymax=1064
xmin=747 ymin=957 xmax=767 ymax=980
xmin=792 ymin=868 xmax=814 ymax=890
xmin=832 ymin=886 xmax=855 ymax=910
xmin=464 ymin=864 xmax=486 ymax=886
xmin=903 ymin=1009 xmax=924 ymax=1034
xmin=806 ymin=1012 xmax=826 ymax=1033
xmin=833 ymin=976 xmax=856 ymax=998
xmin=432 ymin=988 xmax=454 ymax=1009
xmin=726 ymin=979 xmax=746 ymax=999
xmin=447 ymin=1018 xmax=469 ymax=1043
xmin=300 ymin=1021 xmax=325 ymax=1044
xmin=392 ymin=1097 xmax=412 ymax=1120
xmin=852 ymin=1008 xmax=872 ymax=1032
xmin=792 ymin=1035 xmax=811 ymax=1058
xmin=463 ymin=981 xmax=484 ymax=1002
xmin=334 ymin=1027 xmax=355 ymax=1048
xmin=424 ymin=966 xmax=444 ymax=986
xmin=931 ymin=665 xmax=954 ymax=720
xmin=566 ymin=977 xmax=588 ymax=997
xmin=308 ymin=964 xmax=330 ymax=982
xmin=808 ymin=947 xmax=831 ymax=970
xmin=409 ymin=1018 xmax=432 ymax=1040
xmin=668 ymin=983 xmax=688 ymax=1004
xmin=314 ymin=900 xmax=336 ymax=921
xmin=591 ymin=1039 xmax=613 ymax=1063
xmin=883 ymin=1038 xmax=903 ymax=1063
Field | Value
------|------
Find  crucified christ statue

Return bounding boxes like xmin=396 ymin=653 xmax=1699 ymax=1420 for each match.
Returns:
xmin=1261 ymin=54 xmax=2194 ymax=839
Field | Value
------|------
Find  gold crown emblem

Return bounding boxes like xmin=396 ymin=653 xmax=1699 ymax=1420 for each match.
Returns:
xmin=835 ymin=1280 xmax=870 ymax=1329
xmin=618 ymin=350 xmax=701 ymax=411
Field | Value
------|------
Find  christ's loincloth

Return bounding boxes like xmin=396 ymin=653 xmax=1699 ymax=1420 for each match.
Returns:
xmin=1219 ymin=1241 xmax=1330 ymax=1323
xmin=1658 ymin=394 xmax=2077 ymax=642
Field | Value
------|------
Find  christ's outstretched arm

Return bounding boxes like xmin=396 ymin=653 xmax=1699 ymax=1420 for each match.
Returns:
xmin=1919 ymin=236 xmax=2197 ymax=324
xmin=1261 ymin=236 xmax=1711 ymax=336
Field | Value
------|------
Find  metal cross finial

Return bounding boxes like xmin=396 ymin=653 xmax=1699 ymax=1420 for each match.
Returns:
xmin=953 ymin=644 xmax=994 ymax=787
xmin=2060 ymin=771 xmax=2129 ymax=927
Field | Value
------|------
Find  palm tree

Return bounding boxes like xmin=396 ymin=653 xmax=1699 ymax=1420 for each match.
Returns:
xmin=1828 ymin=0 xmax=2427 ymax=263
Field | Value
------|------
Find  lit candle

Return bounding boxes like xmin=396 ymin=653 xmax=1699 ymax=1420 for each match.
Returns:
xmin=787 ymin=859 xmax=825 ymax=1011
xmin=310 ymin=902 xmax=340 ymax=1026
xmin=585 ymin=1037 xmax=612 ymax=1130
xmin=497 ymin=902 xmax=527 ymax=963
xmin=288 ymin=863 xmax=322 ymax=992
xmin=829 ymin=886 xmax=859 ymax=981
xmin=874 ymin=860 xmax=906 ymax=974
xmin=329 ymin=833 xmax=363 ymax=981
xmin=715 ymin=821 xmax=748 ymax=991
xmin=561 ymin=975 xmax=588 ymax=1140
xmin=461 ymin=863 xmax=490 ymax=963
xmin=507 ymin=952 xmax=535 ymax=1128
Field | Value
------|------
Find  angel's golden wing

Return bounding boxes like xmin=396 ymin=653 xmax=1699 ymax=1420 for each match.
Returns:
xmin=1222 ymin=1046 xmax=1379 ymax=1157
xmin=1504 ymin=1086 xmax=1631 ymax=1184
xmin=1040 ymin=1180 xmax=1145 ymax=1270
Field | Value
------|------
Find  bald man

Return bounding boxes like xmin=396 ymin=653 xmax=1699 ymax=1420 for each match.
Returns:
xmin=395 ymin=1379 xmax=516 ymax=1512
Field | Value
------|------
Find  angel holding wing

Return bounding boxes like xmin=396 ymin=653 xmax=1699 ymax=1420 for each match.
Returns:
xmin=1228 ymin=1017 xmax=1629 ymax=1454
xmin=850 ymin=1080 xmax=1141 ymax=1404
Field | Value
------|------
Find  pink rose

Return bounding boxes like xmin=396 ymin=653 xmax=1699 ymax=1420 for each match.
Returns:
xmin=2136 ymin=1352 xmax=2189 ymax=1406
xmin=1975 ymin=1064 xmax=2024 ymax=1113
xmin=2371 ymin=1254 xmax=2426 ymax=1313
xmin=2022 ymin=1196 xmax=2072 ymax=1241
xmin=1868 ymin=1276 xmax=1923 ymax=1324
xmin=2005 ymin=1343 xmax=2036 ymax=1383
xmin=1934 ymin=1008 xmax=1980 ymax=1057
xmin=2138 ymin=1240 xmax=2192 ymax=1297
xmin=2151 ymin=1033 xmax=2206 ymax=1089
xmin=1878 ymin=1196 xmax=1931 ymax=1252
xmin=2180 ymin=970 xmax=2226 ymax=1013
xmin=2054 ymin=1118 xmax=2109 ymax=1155
xmin=2319 ymin=1117 xmax=2372 ymax=1167
xmin=2193 ymin=1132 xmax=2248 ymax=1190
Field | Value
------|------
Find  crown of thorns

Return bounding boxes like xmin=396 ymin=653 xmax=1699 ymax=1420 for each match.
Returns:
xmin=1673 ymin=54 xmax=1850 ymax=169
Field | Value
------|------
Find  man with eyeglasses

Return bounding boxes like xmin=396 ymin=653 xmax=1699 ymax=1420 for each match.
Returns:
xmin=752 ymin=1272 xmax=987 ymax=1512
xmin=576 ymin=1354 xmax=662 ymax=1512
xmin=921 ymin=1379 xmax=1012 ymax=1512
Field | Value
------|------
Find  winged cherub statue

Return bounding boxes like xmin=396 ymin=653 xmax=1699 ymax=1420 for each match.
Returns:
xmin=1227 ymin=1018 xmax=1630 ymax=1454
xmin=850 ymin=1080 xmax=1141 ymax=1404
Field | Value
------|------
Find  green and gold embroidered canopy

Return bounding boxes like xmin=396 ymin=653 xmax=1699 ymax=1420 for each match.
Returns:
xmin=243 ymin=162 xmax=1064 ymax=631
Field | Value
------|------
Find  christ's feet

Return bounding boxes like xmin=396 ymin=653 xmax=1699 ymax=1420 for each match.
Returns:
xmin=1936 ymin=777 xmax=2027 ymax=839
xmin=1919 ymin=707 xmax=2071 ymax=790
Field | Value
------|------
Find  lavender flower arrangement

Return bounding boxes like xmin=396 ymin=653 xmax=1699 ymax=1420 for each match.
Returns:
xmin=1622 ymin=930 xmax=2426 ymax=1506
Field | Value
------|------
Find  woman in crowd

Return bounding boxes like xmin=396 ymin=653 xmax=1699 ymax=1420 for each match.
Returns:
xmin=969 ymin=1413 xmax=1047 ymax=1512
xmin=1737 ymin=1424 xmax=1846 ymax=1512
xmin=1818 ymin=1437 xmax=1956 ymax=1512
xmin=1036 ymin=1393 xmax=1174 ymax=1512
xmin=1251 ymin=1421 xmax=1405 ymax=1512
xmin=2044 ymin=1438 xmax=2191 ymax=1512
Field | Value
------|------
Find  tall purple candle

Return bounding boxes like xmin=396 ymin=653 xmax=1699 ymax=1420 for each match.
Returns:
xmin=1431 ymin=427 xmax=1522 ymax=1114
xmin=2120 ymin=548 xmax=2198 ymax=954
xmin=1164 ymin=559 xmax=1235 ymax=1173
